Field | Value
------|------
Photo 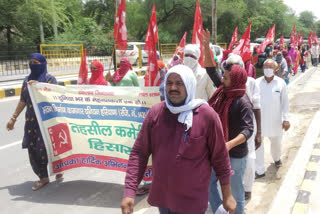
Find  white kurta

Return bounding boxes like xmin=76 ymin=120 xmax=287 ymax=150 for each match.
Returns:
xmin=256 ymin=76 xmax=289 ymax=137
xmin=245 ymin=77 xmax=260 ymax=159
xmin=193 ymin=64 xmax=215 ymax=101
xmin=243 ymin=77 xmax=260 ymax=191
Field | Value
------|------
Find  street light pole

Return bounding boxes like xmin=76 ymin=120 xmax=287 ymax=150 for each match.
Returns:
xmin=212 ymin=0 xmax=217 ymax=44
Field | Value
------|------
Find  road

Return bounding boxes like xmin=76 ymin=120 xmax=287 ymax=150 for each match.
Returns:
xmin=0 ymin=96 xmax=149 ymax=214
xmin=0 ymin=67 xmax=319 ymax=214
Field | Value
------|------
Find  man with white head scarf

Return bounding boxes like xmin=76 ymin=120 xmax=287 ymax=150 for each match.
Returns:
xmin=184 ymin=44 xmax=215 ymax=101
xmin=121 ymin=65 xmax=236 ymax=214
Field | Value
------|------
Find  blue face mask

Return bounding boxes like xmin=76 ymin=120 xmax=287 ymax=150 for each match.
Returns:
xmin=28 ymin=63 xmax=47 ymax=82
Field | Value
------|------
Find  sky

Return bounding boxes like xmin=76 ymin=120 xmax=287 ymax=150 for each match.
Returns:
xmin=283 ymin=0 xmax=320 ymax=20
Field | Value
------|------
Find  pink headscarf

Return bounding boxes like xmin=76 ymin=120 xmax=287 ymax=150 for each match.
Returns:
xmin=89 ymin=61 xmax=108 ymax=85
xmin=113 ymin=57 xmax=132 ymax=84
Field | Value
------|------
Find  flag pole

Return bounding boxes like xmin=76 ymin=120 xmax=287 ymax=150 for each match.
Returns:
xmin=107 ymin=1 xmax=120 ymax=82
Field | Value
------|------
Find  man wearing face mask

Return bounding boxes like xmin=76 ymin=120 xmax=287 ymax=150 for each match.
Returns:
xmin=274 ymin=52 xmax=288 ymax=80
xmin=184 ymin=44 xmax=215 ymax=101
xmin=255 ymin=59 xmax=290 ymax=178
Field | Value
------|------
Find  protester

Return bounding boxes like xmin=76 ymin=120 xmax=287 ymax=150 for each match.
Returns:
xmin=168 ymin=51 xmax=183 ymax=69
xmin=251 ymin=46 xmax=259 ymax=65
xmin=304 ymin=46 xmax=311 ymax=69
xmin=89 ymin=61 xmax=108 ymax=85
xmin=243 ymin=76 xmax=261 ymax=201
xmin=121 ymin=64 xmax=236 ymax=214
xmin=265 ymin=44 xmax=273 ymax=58
xmin=311 ymin=42 xmax=319 ymax=67
xmin=203 ymin=30 xmax=254 ymax=214
xmin=221 ymin=54 xmax=262 ymax=201
xmin=282 ymin=50 xmax=293 ymax=85
xmin=157 ymin=60 xmax=168 ymax=101
xmin=294 ymin=47 xmax=301 ymax=75
xmin=299 ymin=45 xmax=306 ymax=72
xmin=274 ymin=52 xmax=288 ymax=80
xmin=255 ymin=59 xmax=290 ymax=178
xmin=254 ymin=53 xmax=267 ymax=77
xmin=6 ymin=53 xmax=63 ymax=191
xmin=288 ymin=44 xmax=298 ymax=75
xmin=244 ymin=58 xmax=256 ymax=79
xmin=106 ymin=57 xmax=139 ymax=86
xmin=183 ymin=44 xmax=215 ymax=100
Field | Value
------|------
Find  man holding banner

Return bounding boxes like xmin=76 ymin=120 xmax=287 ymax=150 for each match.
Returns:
xmin=121 ymin=65 xmax=236 ymax=214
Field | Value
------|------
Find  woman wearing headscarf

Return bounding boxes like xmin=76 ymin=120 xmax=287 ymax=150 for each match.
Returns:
xmin=106 ymin=57 xmax=139 ymax=86
xmin=6 ymin=53 xmax=63 ymax=191
xmin=282 ymin=50 xmax=293 ymax=85
xmin=203 ymin=29 xmax=253 ymax=214
xmin=299 ymin=45 xmax=306 ymax=72
xmin=288 ymin=44 xmax=298 ymax=76
xmin=89 ymin=61 xmax=108 ymax=85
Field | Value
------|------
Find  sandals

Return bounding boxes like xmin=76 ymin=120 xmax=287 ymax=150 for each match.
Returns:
xmin=32 ymin=178 xmax=49 ymax=191
xmin=31 ymin=173 xmax=64 ymax=191
xmin=136 ymin=184 xmax=151 ymax=196
xmin=55 ymin=173 xmax=64 ymax=182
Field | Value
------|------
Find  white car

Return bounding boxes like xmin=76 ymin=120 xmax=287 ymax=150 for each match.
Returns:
xmin=210 ymin=44 xmax=224 ymax=63
xmin=116 ymin=42 xmax=159 ymax=65
xmin=250 ymin=43 xmax=260 ymax=52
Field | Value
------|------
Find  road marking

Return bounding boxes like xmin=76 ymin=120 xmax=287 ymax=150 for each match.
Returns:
xmin=0 ymin=96 xmax=19 ymax=102
xmin=0 ymin=141 xmax=21 ymax=151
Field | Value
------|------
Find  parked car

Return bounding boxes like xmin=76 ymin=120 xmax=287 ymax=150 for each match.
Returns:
xmin=210 ymin=44 xmax=224 ymax=63
xmin=250 ymin=43 xmax=260 ymax=52
xmin=115 ymin=42 xmax=144 ymax=65
xmin=115 ymin=42 xmax=159 ymax=66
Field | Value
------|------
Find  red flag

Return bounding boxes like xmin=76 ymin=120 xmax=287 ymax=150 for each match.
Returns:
xmin=150 ymin=4 xmax=158 ymax=43
xmin=233 ymin=21 xmax=252 ymax=62
xmin=308 ymin=31 xmax=313 ymax=47
xmin=279 ymin=34 xmax=284 ymax=50
xmin=192 ymin=0 xmax=204 ymax=67
xmin=257 ymin=24 xmax=275 ymax=54
xmin=270 ymin=24 xmax=275 ymax=41
xmin=77 ymin=48 xmax=88 ymax=85
xmin=313 ymin=32 xmax=318 ymax=44
xmin=290 ymin=25 xmax=296 ymax=47
xmin=174 ymin=32 xmax=187 ymax=55
xmin=144 ymin=20 xmax=159 ymax=86
xmin=113 ymin=0 xmax=127 ymax=50
xmin=228 ymin=26 xmax=239 ymax=51
xmin=145 ymin=4 xmax=159 ymax=51
xmin=298 ymin=32 xmax=304 ymax=46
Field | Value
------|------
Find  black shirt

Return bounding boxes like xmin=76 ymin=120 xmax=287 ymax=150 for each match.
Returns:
xmin=206 ymin=67 xmax=254 ymax=158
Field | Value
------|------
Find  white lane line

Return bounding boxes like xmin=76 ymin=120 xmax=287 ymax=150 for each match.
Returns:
xmin=0 ymin=96 xmax=20 ymax=102
xmin=0 ymin=141 xmax=21 ymax=151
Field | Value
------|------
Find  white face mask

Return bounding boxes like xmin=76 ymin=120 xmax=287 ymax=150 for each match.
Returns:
xmin=264 ymin=68 xmax=274 ymax=78
xmin=184 ymin=56 xmax=198 ymax=70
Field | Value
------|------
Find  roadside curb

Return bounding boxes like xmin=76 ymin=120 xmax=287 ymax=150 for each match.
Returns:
xmin=267 ymin=111 xmax=320 ymax=214
xmin=291 ymin=137 xmax=320 ymax=214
